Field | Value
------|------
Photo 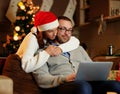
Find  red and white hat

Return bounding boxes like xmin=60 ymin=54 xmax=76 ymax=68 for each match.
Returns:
xmin=34 ymin=11 xmax=59 ymax=31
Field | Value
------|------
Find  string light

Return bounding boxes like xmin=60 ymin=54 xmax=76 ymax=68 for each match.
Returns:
xmin=18 ymin=1 xmax=24 ymax=7
xmin=15 ymin=26 xmax=20 ymax=31
xmin=18 ymin=1 xmax=25 ymax=10
xmin=13 ymin=33 xmax=19 ymax=41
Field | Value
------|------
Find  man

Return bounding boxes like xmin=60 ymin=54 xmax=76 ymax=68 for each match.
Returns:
xmin=33 ymin=16 xmax=120 ymax=94
xmin=16 ymin=11 xmax=80 ymax=73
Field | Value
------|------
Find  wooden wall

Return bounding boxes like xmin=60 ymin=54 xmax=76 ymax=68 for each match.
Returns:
xmin=79 ymin=19 xmax=120 ymax=58
xmin=1 ymin=0 xmax=120 ymax=58
xmin=0 ymin=0 xmax=78 ymax=56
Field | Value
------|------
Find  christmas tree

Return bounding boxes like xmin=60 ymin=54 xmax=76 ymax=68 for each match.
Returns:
xmin=3 ymin=0 xmax=39 ymax=54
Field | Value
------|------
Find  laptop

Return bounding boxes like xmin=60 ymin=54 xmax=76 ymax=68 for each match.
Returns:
xmin=75 ymin=62 xmax=113 ymax=81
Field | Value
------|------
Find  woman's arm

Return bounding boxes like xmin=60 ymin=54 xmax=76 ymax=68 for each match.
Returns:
xmin=16 ymin=33 xmax=50 ymax=73
xmin=59 ymin=36 xmax=80 ymax=52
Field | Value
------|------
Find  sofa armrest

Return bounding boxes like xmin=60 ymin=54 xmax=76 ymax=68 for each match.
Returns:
xmin=2 ymin=54 xmax=42 ymax=94
xmin=0 ymin=75 xmax=13 ymax=94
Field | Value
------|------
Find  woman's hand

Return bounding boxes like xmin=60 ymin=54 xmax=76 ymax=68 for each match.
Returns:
xmin=45 ymin=45 xmax=62 ymax=56
xmin=65 ymin=73 xmax=76 ymax=82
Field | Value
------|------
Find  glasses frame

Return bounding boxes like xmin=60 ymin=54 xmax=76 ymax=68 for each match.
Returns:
xmin=57 ymin=27 xmax=73 ymax=33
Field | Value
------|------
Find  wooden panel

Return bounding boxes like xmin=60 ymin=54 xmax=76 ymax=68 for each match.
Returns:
xmin=89 ymin=0 xmax=109 ymax=20
xmin=50 ymin=0 xmax=69 ymax=16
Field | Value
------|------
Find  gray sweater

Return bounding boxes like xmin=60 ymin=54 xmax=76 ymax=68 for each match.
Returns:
xmin=33 ymin=46 xmax=92 ymax=88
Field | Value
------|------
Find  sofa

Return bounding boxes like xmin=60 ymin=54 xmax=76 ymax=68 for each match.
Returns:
xmin=0 ymin=54 xmax=118 ymax=94
xmin=1 ymin=54 xmax=43 ymax=94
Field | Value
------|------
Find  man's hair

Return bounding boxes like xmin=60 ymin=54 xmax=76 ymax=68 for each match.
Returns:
xmin=58 ymin=16 xmax=72 ymax=22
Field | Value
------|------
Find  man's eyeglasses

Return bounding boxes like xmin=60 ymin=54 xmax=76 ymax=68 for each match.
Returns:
xmin=57 ymin=27 xmax=73 ymax=33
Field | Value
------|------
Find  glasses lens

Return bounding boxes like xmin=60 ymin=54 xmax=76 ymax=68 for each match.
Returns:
xmin=58 ymin=27 xmax=72 ymax=32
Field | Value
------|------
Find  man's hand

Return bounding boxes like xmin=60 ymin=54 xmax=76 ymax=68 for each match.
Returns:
xmin=65 ymin=73 xmax=76 ymax=82
xmin=45 ymin=45 xmax=62 ymax=56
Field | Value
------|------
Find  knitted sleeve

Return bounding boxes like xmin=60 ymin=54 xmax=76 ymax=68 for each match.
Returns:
xmin=16 ymin=32 xmax=50 ymax=73
xmin=59 ymin=36 xmax=80 ymax=52
xmin=33 ymin=63 xmax=66 ymax=88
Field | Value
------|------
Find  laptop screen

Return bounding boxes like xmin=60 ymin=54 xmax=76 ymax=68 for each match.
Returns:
xmin=75 ymin=62 xmax=113 ymax=81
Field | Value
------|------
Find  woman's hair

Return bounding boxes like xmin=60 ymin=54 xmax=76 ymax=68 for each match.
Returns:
xmin=36 ymin=16 xmax=72 ymax=48
xmin=36 ymin=30 xmax=44 ymax=49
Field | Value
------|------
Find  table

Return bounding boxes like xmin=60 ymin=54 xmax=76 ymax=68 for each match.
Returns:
xmin=92 ymin=56 xmax=120 ymax=70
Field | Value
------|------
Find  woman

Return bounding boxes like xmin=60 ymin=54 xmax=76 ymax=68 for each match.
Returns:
xmin=16 ymin=11 xmax=80 ymax=73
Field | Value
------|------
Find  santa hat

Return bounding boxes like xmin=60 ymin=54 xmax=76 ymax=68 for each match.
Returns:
xmin=34 ymin=11 xmax=59 ymax=31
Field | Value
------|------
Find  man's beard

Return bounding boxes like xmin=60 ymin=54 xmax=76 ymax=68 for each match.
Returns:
xmin=57 ymin=36 xmax=70 ymax=44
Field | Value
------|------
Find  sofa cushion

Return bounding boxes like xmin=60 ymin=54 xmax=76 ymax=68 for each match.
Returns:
xmin=2 ymin=54 xmax=42 ymax=94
